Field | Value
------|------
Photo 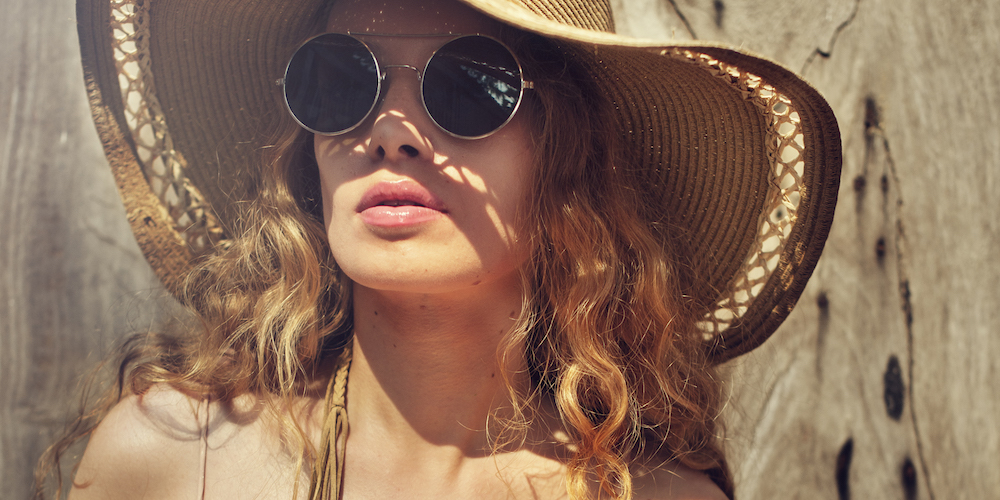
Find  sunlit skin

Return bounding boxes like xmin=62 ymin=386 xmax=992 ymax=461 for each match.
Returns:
xmin=315 ymin=1 xmax=563 ymax=497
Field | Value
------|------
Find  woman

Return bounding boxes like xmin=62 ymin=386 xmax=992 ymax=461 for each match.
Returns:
xmin=38 ymin=0 xmax=842 ymax=498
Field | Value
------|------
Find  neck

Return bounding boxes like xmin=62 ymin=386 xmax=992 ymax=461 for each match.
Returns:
xmin=345 ymin=277 xmax=528 ymax=457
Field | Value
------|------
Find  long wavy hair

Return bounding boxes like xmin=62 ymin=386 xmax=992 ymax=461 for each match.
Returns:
xmin=36 ymin=29 xmax=732 ymax=500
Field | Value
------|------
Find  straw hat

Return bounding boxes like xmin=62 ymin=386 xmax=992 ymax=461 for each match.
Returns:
xmin=76 ymin=0 xmax=842 ymax=363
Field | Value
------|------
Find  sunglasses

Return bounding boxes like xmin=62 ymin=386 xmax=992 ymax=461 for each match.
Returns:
xmin=282 ymin=33 xmax=534 ymax=140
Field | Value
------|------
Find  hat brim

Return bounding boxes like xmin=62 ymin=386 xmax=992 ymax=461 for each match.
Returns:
xmin=77 ymin=0 xmax=841 ymax=362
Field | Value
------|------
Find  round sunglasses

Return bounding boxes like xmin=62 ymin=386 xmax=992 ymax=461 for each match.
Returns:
xmin=282 ymin=33 xmax=534 ymax=140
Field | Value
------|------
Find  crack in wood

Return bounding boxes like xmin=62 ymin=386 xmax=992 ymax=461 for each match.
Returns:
xmin=815 ymin=291 xmax=831 ymax=378
xmin=875 ymin=237 xmax=887 ymax=261
xmin=712 ymin=0 xmax=725 ymax=28
xmin=883 ymin=355 xmax=904 ymax=419
xmin=662 ymin=0 xmax=698 ymax=39
xmin=739 ymin=355 xmax=797 ymax=465
xmin=902 ymin=457 xmax=918 ymax=500
xmin=83 ymin=222 xmax=147 ymax=258
xmin=865 ymin=104 xmax=938 ymax=500
xmin=801 ymin=0 xmax=861 ymax=73
xmin=835 ymin=437 xmax=853 ymax=500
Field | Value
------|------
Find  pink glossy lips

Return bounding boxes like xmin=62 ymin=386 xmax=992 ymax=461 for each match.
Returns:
xmin=357 ymin=180 xmax=447 ymax=228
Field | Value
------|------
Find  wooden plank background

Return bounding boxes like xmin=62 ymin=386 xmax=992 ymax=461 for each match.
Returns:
xmin=0 ymin=0 xmax=172 ymax=495
xmin=2 ymin=0 xmax=997 ymax=498
xmin=611 ymin=0 xmax=1000 ymax=497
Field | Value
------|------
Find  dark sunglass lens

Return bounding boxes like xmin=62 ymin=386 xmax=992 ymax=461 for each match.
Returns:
xmin=423 ymin=36 xmax=523 ymax=138
xmin=284 ymin=34 xmax=379 ymax=134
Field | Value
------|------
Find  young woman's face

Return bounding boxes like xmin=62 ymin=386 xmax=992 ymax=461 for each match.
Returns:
xmin=314 ymin=0 xmax=535 ymax=296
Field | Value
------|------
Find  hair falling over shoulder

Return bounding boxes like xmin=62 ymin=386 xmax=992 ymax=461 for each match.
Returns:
xmin=505 ymin=35 xmax=733 ymax=498
xmin=33 ymin=113 xmax=352 ymax=498
xmin=37 ymin=31 xmax=731 ymax=500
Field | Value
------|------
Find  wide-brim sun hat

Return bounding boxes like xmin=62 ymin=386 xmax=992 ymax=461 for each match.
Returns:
xmin=76 ymin=0 xmax=842 ymax=363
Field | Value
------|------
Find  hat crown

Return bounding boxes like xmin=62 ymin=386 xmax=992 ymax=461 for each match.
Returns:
xmin=508 ymin=0 xmax=614 ymax=32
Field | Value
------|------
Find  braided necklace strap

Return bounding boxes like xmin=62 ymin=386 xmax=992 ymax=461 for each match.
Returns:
xmin=309 ymin=347 xmax=352 ymax=500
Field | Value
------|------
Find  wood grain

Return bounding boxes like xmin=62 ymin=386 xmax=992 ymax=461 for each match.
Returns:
xmin=613 ymin=0 xmax=1000 ymax=497
xmin=0 ymin=0 xmax=173 ymax=496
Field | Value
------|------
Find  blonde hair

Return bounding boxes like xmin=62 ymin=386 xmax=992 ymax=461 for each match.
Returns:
xmin=36 ymin=31 xmax=731 ymax=500
xmin=509 ymin=36 xmax=731 ymax=498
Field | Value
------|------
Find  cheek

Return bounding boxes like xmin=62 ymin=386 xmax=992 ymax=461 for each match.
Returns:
xmin=489 ymin=127 xmax=535 ymax=235
xmin=314 ymin=135 xmax=362 ymax=229
xmin=316 ymin=143 xmax=337 ymax=231
xmin=318 ymin=168 xmax=339 ymax=231
xmin=317 ymin=161 xmax=359 ymax=276
xmin=453 ymin=129 xmax=536 ymax=264
xmin=492 ymin=162 xmax=531 ymax=238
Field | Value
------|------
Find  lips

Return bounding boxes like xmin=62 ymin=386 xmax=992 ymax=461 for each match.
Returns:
xmin=356 ymin=180 xmax=447 ymax=228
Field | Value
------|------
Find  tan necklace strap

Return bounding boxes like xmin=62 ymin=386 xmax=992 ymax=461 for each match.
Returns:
xmin=309 ymin=347 xmax=353 ymax=500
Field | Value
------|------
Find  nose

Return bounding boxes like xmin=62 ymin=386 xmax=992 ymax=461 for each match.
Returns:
xmin=367 ymin=68 xmax=434 ymax=162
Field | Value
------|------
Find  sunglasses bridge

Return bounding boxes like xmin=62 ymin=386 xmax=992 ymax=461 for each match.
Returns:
xmin=382 ymin=64 xmax=421 ymax=78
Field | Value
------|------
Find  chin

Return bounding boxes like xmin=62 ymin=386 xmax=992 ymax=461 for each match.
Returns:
xmin=332 ymin=234 xmax=528 ymax=298
xmin=341 ymin=257 xmax=526 ymax=299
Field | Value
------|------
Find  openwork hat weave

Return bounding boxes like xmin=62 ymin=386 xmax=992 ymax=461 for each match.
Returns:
xmin=77 ymin=0 xmax=842 ymax=363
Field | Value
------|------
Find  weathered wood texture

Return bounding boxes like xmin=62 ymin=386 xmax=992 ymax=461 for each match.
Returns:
xmin=0 ymin=0 xmax=174 ymax=497
xmin=3 ymin=0 xmax=997 ymax=498
xmin=613 ymin=0 xmax=1000 ymax=498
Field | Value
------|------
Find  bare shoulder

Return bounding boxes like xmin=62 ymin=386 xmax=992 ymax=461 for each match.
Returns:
xmin=70 ymin=384 xmax=207 ymax=499
xmin=71 ymin=383 xmax=323 ymax=499
xmin=631 ymin=460 xmax=729 ymax=500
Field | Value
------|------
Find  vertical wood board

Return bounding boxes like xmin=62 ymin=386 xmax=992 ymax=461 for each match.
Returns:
xmin=612 ymin=0 xmax=1000 ymax=497
xmin=0 ymin=0 xmax=173 ymax=497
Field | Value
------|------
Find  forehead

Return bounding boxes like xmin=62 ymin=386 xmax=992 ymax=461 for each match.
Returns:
xmin=327 ymin=0 xmax=502 ymax=35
